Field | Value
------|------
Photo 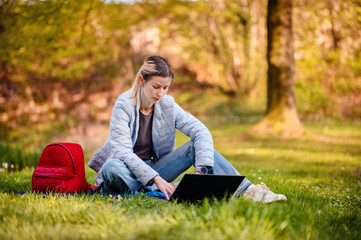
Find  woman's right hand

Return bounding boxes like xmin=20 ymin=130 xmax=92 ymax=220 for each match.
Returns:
xmin=153 ymin=175 xmax=175 ymax=200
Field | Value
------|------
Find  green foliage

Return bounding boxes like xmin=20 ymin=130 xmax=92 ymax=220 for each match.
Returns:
xmin=1 ymin=0 xmax=361 ymax=144
xmin=0 ymin=0 xmax=139 ymax=99
xmin=172 ymin=88 xmax=266 ymax=125
xmin=162 ymin=0 xmax=262 ymax=95
xmin=293 ymin=0 xmax=361 ymax=118
xmin=295 ymin=80 xmax=334 ymax=116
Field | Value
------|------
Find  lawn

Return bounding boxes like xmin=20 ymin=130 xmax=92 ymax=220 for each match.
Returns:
xmin=0 ymin=119 xmax=360 ymax=240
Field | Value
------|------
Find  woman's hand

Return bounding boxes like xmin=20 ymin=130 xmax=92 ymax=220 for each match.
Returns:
xmin=153 ymin=175 xmax=175 ymax=200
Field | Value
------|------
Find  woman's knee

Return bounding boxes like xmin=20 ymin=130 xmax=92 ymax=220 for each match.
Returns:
xmin=101 ymin=159 xmax=130 ymax=192
xmin=101 ymin=159 xmax=127 ymax=180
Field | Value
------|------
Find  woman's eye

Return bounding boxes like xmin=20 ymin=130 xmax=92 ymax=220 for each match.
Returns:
xmin=153 ymin=86 xmax=160 ymax=89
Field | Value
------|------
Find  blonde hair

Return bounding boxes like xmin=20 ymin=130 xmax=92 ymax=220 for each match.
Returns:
xmin=130 ymin=56 xmax=174 ymax=104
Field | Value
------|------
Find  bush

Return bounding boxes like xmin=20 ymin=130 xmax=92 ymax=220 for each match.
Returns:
xmin=295 ymin=80 xmax=335 ymax=116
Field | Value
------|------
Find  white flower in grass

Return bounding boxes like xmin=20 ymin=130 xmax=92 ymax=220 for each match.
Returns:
xmin=258 ymin=177 xmax=262 ymax=180
xmin=0 ymin=168 xmax=4 ymax=173
xmin=315 ymin=210 xmax=322 ymax=215
xmin=279 ymin=221 xmax=288 ymax=230
xmin=3 ymin=162 xmax=8 ymax=168
xmin=258 ymin=169 xmax=262 ymax=173
xmin=315 ymin=186 xmax=320 ymax=192
xmin=11 ymin=164 xmax=14 ymax=169
xmin=252 ymin=173 xmax=256 ymax=177
xmin=275 ymin=169 xmax=279 ymax=172
xmin=341 ymin=166 xmax=345 ymax=170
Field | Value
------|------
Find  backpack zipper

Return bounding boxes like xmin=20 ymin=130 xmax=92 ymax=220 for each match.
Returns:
xmin=46 ymin=143 xmax=76 ymax=175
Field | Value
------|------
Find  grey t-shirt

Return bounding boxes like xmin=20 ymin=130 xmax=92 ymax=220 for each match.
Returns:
xmin=133 ymin=110 xmax=154 ymax=160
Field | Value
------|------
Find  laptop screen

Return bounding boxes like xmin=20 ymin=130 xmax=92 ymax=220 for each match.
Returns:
xmin=171 ymin=174 xmax=245 ymax=202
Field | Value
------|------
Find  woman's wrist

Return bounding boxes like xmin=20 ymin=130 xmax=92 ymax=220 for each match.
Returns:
xmin=147 ymin=175 xmax=159 ymax=186
xmin=194 ymin=166 xmax=213 ymax=174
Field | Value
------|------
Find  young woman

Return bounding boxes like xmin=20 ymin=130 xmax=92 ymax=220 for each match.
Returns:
xmin=88 ymin=56 xmax=287 ymax=203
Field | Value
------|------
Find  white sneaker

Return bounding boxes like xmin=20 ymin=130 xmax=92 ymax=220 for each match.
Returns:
xmin=243 ymin=182 xmax=287 ymax=203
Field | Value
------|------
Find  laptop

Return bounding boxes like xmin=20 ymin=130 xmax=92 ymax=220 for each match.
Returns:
xmin=169 ymin=174 xmax=245 ymax=203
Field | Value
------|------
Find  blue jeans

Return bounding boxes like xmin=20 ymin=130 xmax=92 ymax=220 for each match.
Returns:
xmin=102 ymin=141 xmax=252 ymax=195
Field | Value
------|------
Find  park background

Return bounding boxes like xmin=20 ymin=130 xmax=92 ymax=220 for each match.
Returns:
xmin=0 ymin=0 xmax=360 ymax=239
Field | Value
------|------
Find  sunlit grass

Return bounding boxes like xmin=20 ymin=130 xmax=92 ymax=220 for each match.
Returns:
xmin=0 ymin=119 xmax=360 ymax=239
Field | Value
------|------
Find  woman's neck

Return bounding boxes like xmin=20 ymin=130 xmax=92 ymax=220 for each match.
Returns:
xmin=140 ymin=97 xmax=154 ymax=115
xmin=140 ymin=105 xmax=153 ymax=115
xmin=139 ymin=88 xmax=154 ymax=115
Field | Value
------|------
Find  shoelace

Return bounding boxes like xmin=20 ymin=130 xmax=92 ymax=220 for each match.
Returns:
xmin=244 ymin=182 xmax=271 ymax=198
xmin=258 ymin=182 xmax=270 ymax=191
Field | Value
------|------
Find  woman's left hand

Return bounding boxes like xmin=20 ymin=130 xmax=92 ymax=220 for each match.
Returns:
xmin=153 ymin=175 xmax=175 ymax=200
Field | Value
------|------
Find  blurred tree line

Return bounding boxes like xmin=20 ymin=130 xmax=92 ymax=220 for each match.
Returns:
xmin=0 ymin=0 xmax=360 ymax=141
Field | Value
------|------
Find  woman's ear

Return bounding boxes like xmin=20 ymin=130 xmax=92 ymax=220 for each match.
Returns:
xmin=139 ymin=75 xmax=144 ymax=86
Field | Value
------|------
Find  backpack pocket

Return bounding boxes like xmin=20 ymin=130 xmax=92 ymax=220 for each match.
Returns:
xmin=32 ymin=167 xmax=75 ymax=192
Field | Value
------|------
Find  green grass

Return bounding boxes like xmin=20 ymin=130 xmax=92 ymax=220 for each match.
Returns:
xmin=1 ymin=119 xmax=360 ymax=239
xmin=0 ymin=143 xmax=40 ymax=173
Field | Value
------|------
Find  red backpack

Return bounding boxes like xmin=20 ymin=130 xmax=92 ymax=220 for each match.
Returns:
xmin=32 ymin=143 xmax=92 ymax=193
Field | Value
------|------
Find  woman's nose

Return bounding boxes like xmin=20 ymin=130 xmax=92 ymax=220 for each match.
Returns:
xmin=157 ymin=89 xmax=164 ymax=97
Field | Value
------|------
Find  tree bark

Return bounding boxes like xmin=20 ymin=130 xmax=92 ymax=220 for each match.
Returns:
xmin=249 ymin=0 xmax=303 ymax=137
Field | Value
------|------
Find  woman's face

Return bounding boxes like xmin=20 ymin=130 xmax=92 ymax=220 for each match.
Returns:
xmin=140 ymin=75 xmax=172 ymax=104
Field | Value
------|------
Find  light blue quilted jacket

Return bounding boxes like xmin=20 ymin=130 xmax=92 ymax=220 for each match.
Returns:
xmin=88 ymin=89 xmax=214 ymax=186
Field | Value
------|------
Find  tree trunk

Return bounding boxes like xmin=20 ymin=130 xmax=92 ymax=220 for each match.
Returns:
xmin=248 ymin=0 xmax=303 ymax=137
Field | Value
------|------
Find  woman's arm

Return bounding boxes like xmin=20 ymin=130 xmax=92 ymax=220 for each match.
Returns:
xmin=109 ymin=100 xmax=159 ymax=186
xmin=174 ymin=102 xmax=214 ymax=168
